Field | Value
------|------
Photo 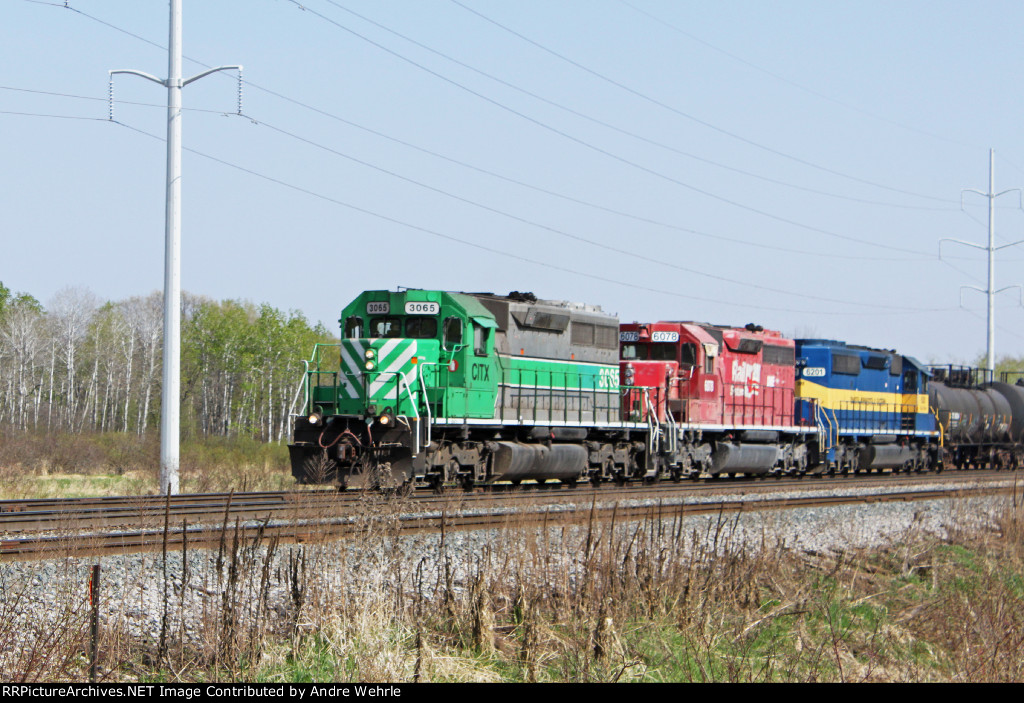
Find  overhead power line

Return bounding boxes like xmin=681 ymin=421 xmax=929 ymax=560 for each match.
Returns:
xmin=17 ymin=0 xmax=968 ymax=314
xmin=617 ymin=0 xmax=980 ymax=151
xmin=0 ymin=81 xmax=926 ymax=263
xmin=110 ymin=116 xmax=957 ymax=318
xmin=25 ymin=0 xmax=945 ymax=260
xmin=286 ymin=1 xmax=933 ymax=257
xmin=448 ymin=0 xmax=957 ymax=205
xmin=244 ymin=111 xmax=930 ymax=308
xmin=322 ymin=0 xmax=956 ymax=213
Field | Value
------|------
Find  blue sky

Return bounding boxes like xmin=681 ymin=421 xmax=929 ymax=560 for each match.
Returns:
xmin=4 ymin=0 xmax=1024 ymax=364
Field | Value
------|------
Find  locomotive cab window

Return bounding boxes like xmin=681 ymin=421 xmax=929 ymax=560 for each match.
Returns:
xmin=405 ymin=317 xmax=437 ymax=339
xmin=473 ymin=323 xmax=490 ymax=356
xmin=344 ymin=316 xmax=363 ymax=339
xmin=650 ymin=344 xmax=677 ymax=361
xmin=443 ymin=317 xmax=463 ymax=350
xmin=680 ymin=343 xmax=697 ymax=367
xmin=370 ymin=317 xmax=402 ymax=338
xmin=620 ymin=344 xmax=642 ymax=360
xmin=903 ymin=370 xmax=918 ymax=393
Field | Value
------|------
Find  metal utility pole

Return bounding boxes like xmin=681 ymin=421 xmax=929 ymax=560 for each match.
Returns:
xmin=940 ymin=149 xmax=1023 ymax=375
xmin=109 ymin=0 xmax=241 ymax=494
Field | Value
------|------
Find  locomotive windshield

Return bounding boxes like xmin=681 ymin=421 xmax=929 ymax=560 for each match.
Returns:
xmin=620 ymin=343 xmax=686 ymax=362
xmin=405 ymin=317 xmax=438 ymax=339
xmin=370 ymin=317 xmax=402 ymax=338
xmin=650 ymin=344 xmax=677 ymax=361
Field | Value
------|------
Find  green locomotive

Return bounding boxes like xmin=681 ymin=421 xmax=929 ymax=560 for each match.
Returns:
xmin=289 ymin=289 xmax=643 ymax=488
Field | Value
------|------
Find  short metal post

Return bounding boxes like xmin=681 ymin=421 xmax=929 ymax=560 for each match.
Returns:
xmin=89 ymin=564 xmax=100 ymax=682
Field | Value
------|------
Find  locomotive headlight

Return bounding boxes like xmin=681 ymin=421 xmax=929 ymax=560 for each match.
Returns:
xmin=365 ymin=360 xmax=376 ymax=371
xmin=625 ymin=364 xmax=635 ymax=385
xmin=308 ymin=411 xmax=323 ymax=426
xmin=364 ymin=349 xmax=376 ymax=360
xmin=377 ymin=406 xmax=394 ymax=426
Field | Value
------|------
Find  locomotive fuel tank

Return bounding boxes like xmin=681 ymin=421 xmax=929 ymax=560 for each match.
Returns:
xmin=486 ymin=442 xmax=587 ymax=482
xmin=858 ymin=441 xmax=916 ymax=469
xmin=709 ymin=442 xmax=780 ymax=474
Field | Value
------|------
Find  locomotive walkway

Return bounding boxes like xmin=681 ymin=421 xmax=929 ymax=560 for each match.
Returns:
xmin=0 ymin=471 xmax=1018 ymax=561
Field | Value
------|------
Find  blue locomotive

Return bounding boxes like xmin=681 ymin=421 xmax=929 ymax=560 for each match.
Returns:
xmin=794 ymin=339 xmax=939 ymax=473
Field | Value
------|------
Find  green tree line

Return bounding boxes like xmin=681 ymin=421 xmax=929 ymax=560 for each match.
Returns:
xmin=0 ymin=282 xmax=335 ymax=441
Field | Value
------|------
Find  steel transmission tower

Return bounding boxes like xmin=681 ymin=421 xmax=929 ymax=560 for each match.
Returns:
xmin=109 ymin=0 xmax=242 ymax=494
xmin=940 ymin=149 xmax=1023 ymax=375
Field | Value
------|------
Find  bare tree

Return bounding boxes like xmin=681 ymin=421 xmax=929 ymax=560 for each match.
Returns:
xmin=122 ymin=293 xmax=163 ymax=434
xmin=0 ymin=299 xmax=45 ymax=430
xmin=48 ymin=287 xmax=99 ymax=427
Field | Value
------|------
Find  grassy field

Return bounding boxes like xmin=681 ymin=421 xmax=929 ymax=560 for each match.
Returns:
xmin=0 ymin=431 xmax=294 ymax=498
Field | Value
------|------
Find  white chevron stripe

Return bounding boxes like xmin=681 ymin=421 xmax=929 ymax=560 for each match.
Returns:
xmin=369 ymin=340 xmax=417 ymax=398
xmin=377 ymin=338 xmax=402 ymax=362
xmin=338 ymin=340 xmax=365 ymax=399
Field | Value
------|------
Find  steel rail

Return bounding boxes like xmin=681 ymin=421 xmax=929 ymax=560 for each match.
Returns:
xmin=1 ymin=481 xmax=1018 ymax=562
xmin=0 ymin=470 xmax=1018 ymax=534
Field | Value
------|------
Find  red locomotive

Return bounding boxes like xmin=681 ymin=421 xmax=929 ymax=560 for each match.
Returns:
xmin=619 ymin=321 xmax=809 ymax=477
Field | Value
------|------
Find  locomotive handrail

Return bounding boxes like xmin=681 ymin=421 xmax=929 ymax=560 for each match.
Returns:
xmin=932 ymin=409 xmax=945 ymax=448
xmin=415 ymin=361 xmax=438 ymax=452
xmin=816 ymin=404 xmax=836 ymax=453
xmin=288 ymin=359 xmax=311 ymax=418
xmin=294 ymin=343 xmax=343 ymax=416
xmin=646 ymin=390 xmax=661 ymax=461
xmin=664 ymin=391 xmax=678 ymax=454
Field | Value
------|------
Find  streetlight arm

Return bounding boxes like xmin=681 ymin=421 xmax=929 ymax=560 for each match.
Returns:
xmin=939 ymin=237 xmax=986 ymax=257
xmin=182 ymin=64 xmax=243 ymax=86
xmin=993 ymin=285 xmax=1024 ymax=306
xmin=109 ymin=68 xmax=164 ymax=85
xmin=994 ymin=238 xmax=1024 ymax=252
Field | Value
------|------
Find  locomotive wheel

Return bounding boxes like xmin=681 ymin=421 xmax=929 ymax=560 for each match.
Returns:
xmin=428 ymin=473 xmax=445 ymax=493
xmin=601 ymin=457 xmax=616 ymax=482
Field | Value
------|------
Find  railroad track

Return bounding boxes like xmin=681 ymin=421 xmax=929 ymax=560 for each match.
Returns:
xmin=0 ymin=469 xmax=1016 ymax=533
xmin=0 ymin=470 xmax=1019 ymax=561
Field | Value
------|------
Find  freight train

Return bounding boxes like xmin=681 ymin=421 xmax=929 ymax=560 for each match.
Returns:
xmin=288 ymin=289 xmax=1021 ymax=488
